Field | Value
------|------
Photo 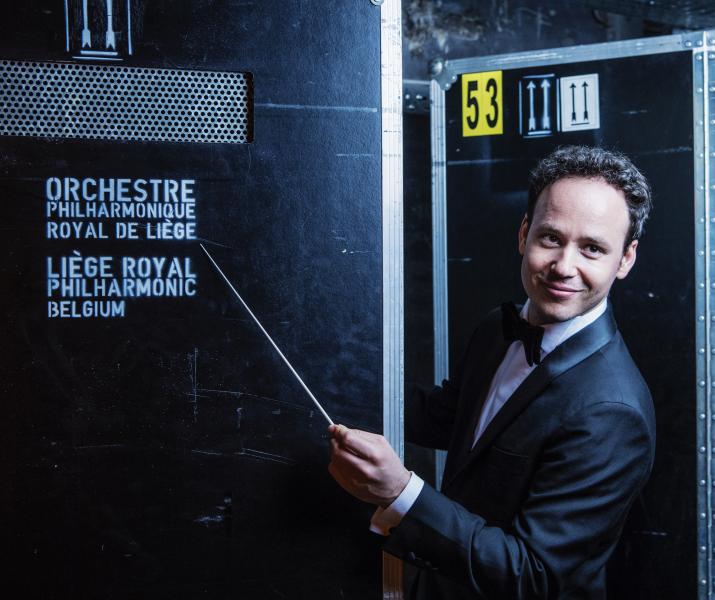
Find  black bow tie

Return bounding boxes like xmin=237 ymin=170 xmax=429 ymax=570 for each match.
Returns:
xmin=501 ymin=302 xmax=545 ymax=367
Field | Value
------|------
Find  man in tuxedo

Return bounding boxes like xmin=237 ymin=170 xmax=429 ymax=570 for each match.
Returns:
xmin=328 ymin=145 xmax=655 ymax=599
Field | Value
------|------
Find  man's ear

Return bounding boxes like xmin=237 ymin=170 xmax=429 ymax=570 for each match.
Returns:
xmin=616 ymin=240 xmax=638 ymax=280
xmin=518 ymin=215 xmax=529 ymax=256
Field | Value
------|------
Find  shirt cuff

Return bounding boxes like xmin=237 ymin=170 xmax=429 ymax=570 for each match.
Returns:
xmin=369 ymin=472 xmax=425 ymax=536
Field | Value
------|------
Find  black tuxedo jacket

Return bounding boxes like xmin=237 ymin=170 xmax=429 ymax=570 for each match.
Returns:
xmin=384 ymin=305 xmax=655 ymax=599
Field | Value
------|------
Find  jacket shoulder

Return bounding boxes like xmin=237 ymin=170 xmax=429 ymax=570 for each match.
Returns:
xmin=556 ymin=332 xmax=655 ymax=436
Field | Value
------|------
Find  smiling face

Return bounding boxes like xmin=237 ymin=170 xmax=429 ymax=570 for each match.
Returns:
xmin=518 ymin=176 xmax=638 ymax=326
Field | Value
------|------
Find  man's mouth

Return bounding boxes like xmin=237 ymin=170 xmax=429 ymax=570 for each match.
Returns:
xmin=541 ymin=281 xmax=583 ymax=298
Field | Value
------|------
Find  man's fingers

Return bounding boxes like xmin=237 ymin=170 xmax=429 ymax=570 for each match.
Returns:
xmin=332 ymin=426 xmax=384 ymax=460
xmin=331 ymin=440 xmax=374 ymax=474
xmin=329 ymin=450 xmax=370 ymax=493
xmin=328 ymin=461 xmax=373 ymax=504
xmin=329 ymin=423 xmax=351 ymax=444
xmin=328 ymin=425 xmax=409 ymax=507
xmin=328 ymin=424 xmax=344 ymax=438
xmin=328 ymin=460 xmax=350 ymax=492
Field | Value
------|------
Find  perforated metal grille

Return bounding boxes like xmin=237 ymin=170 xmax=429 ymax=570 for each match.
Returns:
xmin=0 ymin=60 xmax=252 ymax=143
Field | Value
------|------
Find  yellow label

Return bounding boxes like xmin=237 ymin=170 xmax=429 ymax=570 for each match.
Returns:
xmin=461 ymin=71 xmax=503 ymax=137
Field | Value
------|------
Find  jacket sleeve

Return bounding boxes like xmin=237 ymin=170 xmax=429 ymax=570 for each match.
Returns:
xmin=385 ymin=400 xmax=654 ymax=599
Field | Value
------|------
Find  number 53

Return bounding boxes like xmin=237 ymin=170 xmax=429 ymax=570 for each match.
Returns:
xmin=462 ymin=71 xmax=503 ymax=137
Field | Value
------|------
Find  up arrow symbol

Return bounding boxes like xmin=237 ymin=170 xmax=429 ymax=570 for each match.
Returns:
xmin=541 ymin=79 xmax=551 ymax=130
xmin=570 ymin=83 xmax=577 ymax=122
xmin=527 ymin=81 xmax=536 ymax=131
xmin=582 ymin=81 xmax=590 ymax=122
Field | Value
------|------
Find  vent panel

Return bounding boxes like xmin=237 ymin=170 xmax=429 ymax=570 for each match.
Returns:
xmin=0 ymin=60 xmax=252 ymax=144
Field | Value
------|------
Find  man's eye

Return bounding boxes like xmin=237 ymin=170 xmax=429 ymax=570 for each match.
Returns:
xmin=542 ymin=234 xmax=560 ymax=246
xmin=585 ymin=245 xmax=603 ymax=255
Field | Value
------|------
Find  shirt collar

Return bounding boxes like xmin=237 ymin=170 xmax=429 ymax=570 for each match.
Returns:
xmin=520 ymin=297 xmax=608 ymax=356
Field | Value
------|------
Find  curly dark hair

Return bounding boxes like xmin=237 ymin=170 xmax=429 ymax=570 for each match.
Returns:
xmin=527 ymin=146 xmax=652 ymax=248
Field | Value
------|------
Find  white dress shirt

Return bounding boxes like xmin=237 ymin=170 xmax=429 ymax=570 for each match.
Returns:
xmin=370 ymin=298 xmax=609 ymax=536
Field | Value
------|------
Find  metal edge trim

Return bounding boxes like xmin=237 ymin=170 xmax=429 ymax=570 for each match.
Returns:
xmin=381 ymin=0 xmax=404 ymax=598
xmin=697 ymin=34 xmax=715 ymax=600
xmin=707 ymin=39 xmax=715 ymax=600
xmin=430 ymin=79 xmax=449 ymax=490
xmin=437 ymin=30 xmax=712 ymax=90
xmin=708 ymin=42 xmax=715 ymax=598
xmin=695 ymin=36 xmax=710 ymax=599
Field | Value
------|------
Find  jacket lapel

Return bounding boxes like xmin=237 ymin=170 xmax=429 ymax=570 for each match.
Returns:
xmin=444 ymin=305 xmax=618 ymax=488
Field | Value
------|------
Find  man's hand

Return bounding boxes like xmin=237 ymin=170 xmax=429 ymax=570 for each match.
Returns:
xmin=328 ymin=424 xmax=411 ymax=508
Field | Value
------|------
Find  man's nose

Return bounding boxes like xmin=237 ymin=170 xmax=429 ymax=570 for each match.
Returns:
xmin=550 ymin=246 xmax=578 ymax=278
